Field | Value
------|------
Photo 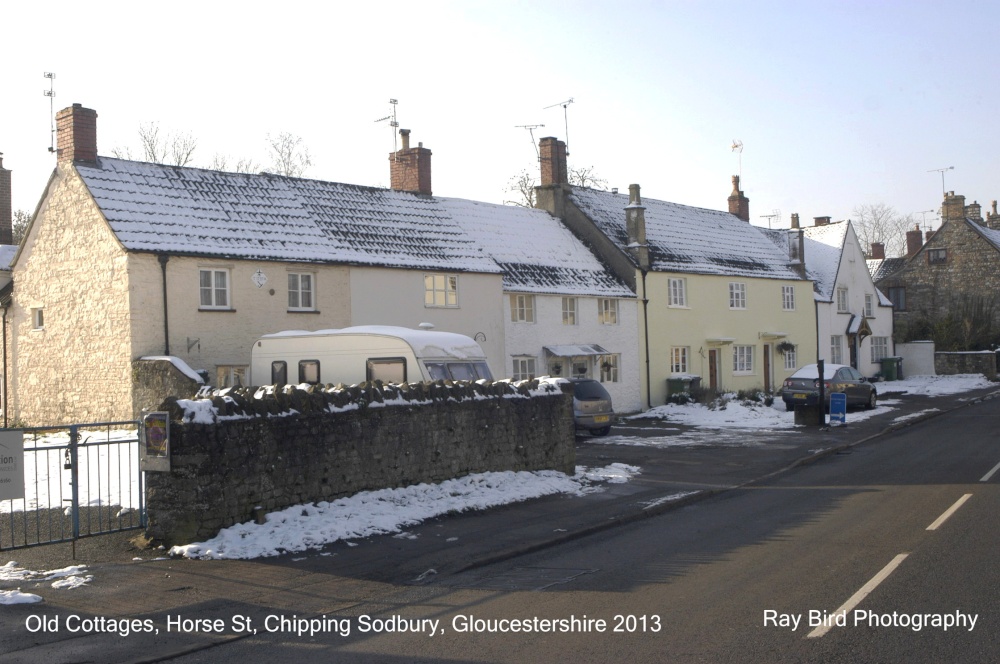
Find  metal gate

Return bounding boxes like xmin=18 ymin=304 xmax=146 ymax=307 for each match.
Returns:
xmin=0 ymin=421 xmax=145 ymax=551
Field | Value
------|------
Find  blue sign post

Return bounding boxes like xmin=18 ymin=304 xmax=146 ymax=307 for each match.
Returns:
xmin=829 ymin=392 xmax=847 ymax=426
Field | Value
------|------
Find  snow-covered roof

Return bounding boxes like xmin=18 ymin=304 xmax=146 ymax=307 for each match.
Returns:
xmin=568 ymin=187 xmax=803 ymax=280
xmin=964 ymin=218 xmax=1000 ymax=253
xmin=75 ymin=158 xmax=500 ymax=274
xmin=802 ymin=222 xmax=849 ymax=301
xmin=867 ymin=257 xmax=907 ymax=282
xmin=0 ymin=245 xmax=17 ymax=271
xmin=443 ymin=198 xmax=633 ymax=297
xmin=260 ymin=325 xmax=486 ymax=359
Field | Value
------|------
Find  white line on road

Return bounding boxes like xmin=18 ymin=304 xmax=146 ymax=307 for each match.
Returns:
xmin=980 ymin=460 xmax=1000 ymax=482
xmin=807 ymin=553 xmax=909 ymax=639
xmin=926 ymin=493 xmax=973 ymax=531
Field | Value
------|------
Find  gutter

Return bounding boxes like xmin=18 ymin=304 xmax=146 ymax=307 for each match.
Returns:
xmin=641 ymin=270 xmax=651 ymax=410
xmin=158 ymin=255 xmax=170 ymax=355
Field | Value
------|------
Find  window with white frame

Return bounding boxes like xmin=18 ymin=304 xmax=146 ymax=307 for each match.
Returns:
xmin=598 ymin=298 xmax=618 ymax=325
xmin=830 ymin=335 xmax=843 ymax=364
xmin=836 ymin=287 xmax=849 ymax=313
xmin=512 ymin=356 xmax=536 ymax=381
xmin=509 ymin=294 xmax=535 ymax=323
xmin=670 ymin=347 xmax=689 ymax=373
xmin=288 ymin=272 xmax=315 ymax=311
xmin=562 ymin=297 xmax=577 ymax=325
xmin=733 ymin=344 xmax=754 ymax=374
xmin=871 ymin=336 xmax=889 ymax=363
xmin=668 ymin=278 xmax=687 ymax=307
xmin=200 ymin=268 xmax=230 ymax=309
xmin=783 ymin=345 xmax=798 ymax=370
xmin=864 ymin=293 xmax=874 ymax=318
xmin=424 ymin=273 xmax=458 ymax=307
xmin=782 ymin=285 xmax=795 ymax=311
xmin=600 ymin=354 xmax=620 ymax=383
xmin=729 ymin=282 xmax=747 ymax=309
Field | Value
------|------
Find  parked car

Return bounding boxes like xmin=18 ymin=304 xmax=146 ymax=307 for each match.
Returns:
xmin=781 ymin=363 xmax=877 ymax=411
xmin=569 ymin=378 xmax=614 ymax=436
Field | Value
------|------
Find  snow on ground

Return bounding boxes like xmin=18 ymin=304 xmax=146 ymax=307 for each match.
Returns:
xmin=0 ymin=562 xmax=93 ymax=605
xmin=878 ymin=373 xmax=996 ymax=396
xmin=170 ymin=463 xmax=642 ymax=560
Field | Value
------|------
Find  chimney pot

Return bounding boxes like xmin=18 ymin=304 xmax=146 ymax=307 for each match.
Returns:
xmin=727 ymin=175 xmax=750 ymax=221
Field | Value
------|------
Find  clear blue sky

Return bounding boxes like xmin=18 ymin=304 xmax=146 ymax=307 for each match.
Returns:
xmin=3 ymin=0 xmax=997 ymax=237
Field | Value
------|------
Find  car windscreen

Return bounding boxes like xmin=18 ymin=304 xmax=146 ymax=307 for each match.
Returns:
xmin=573 ymin=380 xmax=611 ymax=400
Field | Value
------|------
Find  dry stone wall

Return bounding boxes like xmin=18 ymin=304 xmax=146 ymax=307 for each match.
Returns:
xmin=145 ymin=379 xmax=575 ymax=546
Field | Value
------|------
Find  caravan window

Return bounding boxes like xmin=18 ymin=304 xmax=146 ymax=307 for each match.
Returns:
xmin=271 ymin=361 xmax=288 ymax=385
xmin=425 ymin=361 xmax=493 ymax=382
xmin=446 ymin=363 xmax=477 ymax=381
xmin=367 ymin=357 xmax=407 ymax=384
xmin=473 ymin=362 xmax=493 ymax=380
xmin=298 ymin=360 xmax=321 ymax=384
xmin=425 ymin=363 xmax=449 ymax=381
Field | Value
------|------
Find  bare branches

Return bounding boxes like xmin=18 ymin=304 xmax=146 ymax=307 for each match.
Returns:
xmin=503 ymin=169 xmax=537 ymax=207
xmin=210 ymin=154 xmax=261 ymax=175
xmin=569 ymin=165 xmax=608 ymax=190
xmin=851 ymin=203 xmax=911 ymax=258
xmin=266 ymin=132 xmax=312 ymax=178
xmin=12 ymin=210 xmax=31 ymax=244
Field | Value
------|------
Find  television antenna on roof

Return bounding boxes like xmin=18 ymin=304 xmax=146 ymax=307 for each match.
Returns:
xmin=928 ymin=165 xmax=954 ymax=195
xmin=731 ymin=139 xmax=744 ymax=179
xmin=43 ymin=72 xmax=56 ymax=153
xmin=760 ymin=209 xmax=781 ymax=229
xmin=374 ymin=98 xmax=400 ymax=157
xmin=543 ymin=97 xmax=574 ymax=155
xmin=515 ymin=124 xmax=545 ymax=159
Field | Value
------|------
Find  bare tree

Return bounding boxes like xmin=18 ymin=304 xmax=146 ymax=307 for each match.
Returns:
xmin=12 ymin=209 xmax=31 ymax=244
xmin=851 ymin=203 xmax=911 ymax=258
xmin=111 ymin=122 xmax=197 ymax=166
xmin=569 ymin=165 xmax=608 ymax=190
xmin=267 ymin=132 xmax=312 ymax=177
xmin=210 ymin=154 xmax=261 ymax=174
xmin=504 ymin=169 xmax=537 ymax=207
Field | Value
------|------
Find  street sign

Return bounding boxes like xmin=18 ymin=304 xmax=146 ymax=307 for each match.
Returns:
xmin=830 ymin=392 xmax=847 ymax=425
xmin=0 ymin=430 xmax=25 ymax=500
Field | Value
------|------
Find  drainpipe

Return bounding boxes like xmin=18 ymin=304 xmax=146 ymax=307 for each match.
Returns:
xmin=641 ymin=270 xmax=651 ymax=410
xmin=158 ymin=255 xmax=170 ymax=355
xmin=1 ymin=304 xmax=7 ymax=428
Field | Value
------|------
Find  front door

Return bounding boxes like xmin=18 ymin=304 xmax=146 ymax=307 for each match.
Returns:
xmin=763 ymin=345 xmax=772 ymax=392
xmin=708 ymin=349 xmax=719 ymax=391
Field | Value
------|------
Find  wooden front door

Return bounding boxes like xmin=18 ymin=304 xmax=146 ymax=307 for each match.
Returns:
xmin=763 ymin=345 xmax=772 ymax=392
xmin=708 ymin=349 xmax=719 ymax=391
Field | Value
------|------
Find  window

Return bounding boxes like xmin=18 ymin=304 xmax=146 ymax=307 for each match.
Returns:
xmin=836 ymin=287 xmax=849 ymax=313
xmin=271 ymin=361 xmax=287 ymax=385
xmin=562 ymin=297 xmax=577 ymax=325
xmin=216 ymin=365 xmax=247 ymax=388
xmin=670 ymin=347 xmax=689 ymax=373
xmin=598 ymin=298 xmax=618 ymax=325
xmin=887 ymin=286 xmax=906 ymax=311
xmin=367 ymin=357 xmax=407 ymax=383
xmin=512 ymin=356 xmax=536 ymax=381
xmin=782 ymin=285 xmax=795 ymax=311
xmin=424 ymin=273 xmax=458 ymax=308
xmin=509 ymin=294 xmax=535 ymax=323
xmin=31 ymin=308 xmax=44 ymax=330
xmin=668 ymin=278 xmax=687 ymax=307
xmin=733 ymin=345 xmax=754 ymax=374
xmin=928 ymin=248 xmax=947 ymax=264
xmin=288 ymin=272 xmax=315 ymax=311
xmin=729 ymin=282 xmax=746 ymax=309
xmin=600 ymin=354 xmax=620 ymax=382
xmin=298 ymin=360 xmax=321 ymax=384
xmin=864 ymin=293 xmax=874 ymax=318
xmin=830 ymin=336 xmax=843 ymax=364
xmin=871 ymin=337 xmax=889 ymax=363
xmin=783 ymin=345 xmax=798 ymax=371
xmin=200 ymin=269 xmax=230 ymax=309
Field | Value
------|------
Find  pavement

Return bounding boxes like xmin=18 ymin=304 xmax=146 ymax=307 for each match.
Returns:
xmin=2 ymin=383 xmax=999 ymax=661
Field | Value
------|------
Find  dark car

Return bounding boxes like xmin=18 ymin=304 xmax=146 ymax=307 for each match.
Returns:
xmin=781 ymin=363 xmax=877 ymax=411
xmin=569 ymin=378 xmax=614 ymax=436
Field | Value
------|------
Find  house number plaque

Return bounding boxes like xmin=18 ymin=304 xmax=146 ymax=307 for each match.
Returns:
xmin=252 ymin=269 xmax=268 ymax=289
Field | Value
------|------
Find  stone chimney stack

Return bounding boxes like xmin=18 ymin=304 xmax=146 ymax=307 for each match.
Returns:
xmin=906 ymin=224 xmax=924 ymax=258
xmin=625 ymin=184 xmax=650 ymax=271
xmin=813 ymin=216 xmax=831 ymax=226
xmin=0 ymin=154 xmax=11 ymax=245
xmin=941 ymin=191 xmax=966 ymax=223
xmin=870 ymin=242 xmax=885 ymax=260
xmin=790 ymin=213 xmax=800 ymax=229
xmin=727 ymin=175 xmax=750 ymax=221
xmin=986 ymin=200 xmax=1000 ymax=230
xmin=539 ymin=137 xmax=568 ymax=186
xmin=389 ymin=128 xmax=432 ymax=195
xmin=56 ymin=103 xmax=98 ymax=164
xmin=965 ymin=200 xmax=983 ymax=223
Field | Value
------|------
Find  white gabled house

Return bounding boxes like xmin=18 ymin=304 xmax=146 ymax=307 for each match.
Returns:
xmin=796 ymin=215 xmax=894 ymax=378
xmin=447 ymin=198 xmax=641 ymax=413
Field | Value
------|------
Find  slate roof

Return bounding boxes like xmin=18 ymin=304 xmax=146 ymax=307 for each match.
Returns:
xmin=568 ymin=187 xmax=803 ymax=280
xmin=443 ymin=198 xmax=634 ymax=298
xmin=867 ymin=257 xmax=907 ymax=282
xmin=75 ymin=158 xmax=500 ymax=274
xmin=964 ymin=218 xmax=1000 ymax=252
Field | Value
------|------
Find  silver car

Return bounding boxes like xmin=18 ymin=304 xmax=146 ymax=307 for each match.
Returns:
xmin=569 ymin=378 xmax=614 ymax=436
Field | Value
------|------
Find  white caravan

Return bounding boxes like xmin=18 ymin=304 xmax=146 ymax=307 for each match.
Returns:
xmin=250 ymin=325 xmax=494 ymax=386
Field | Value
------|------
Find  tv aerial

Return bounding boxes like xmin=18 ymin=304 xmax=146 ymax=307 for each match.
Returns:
xmin=731 ymin=139 xmax=744 ymax=179
xmin=374 ymin=98 xmax=400 ymax=156
xmin=44 ymin=72 xmax=56 ymax=153
xmin=515 ymin=124 xmax=545 ymax=159
xmin=544 ymin=97 xmax=574 ymax=155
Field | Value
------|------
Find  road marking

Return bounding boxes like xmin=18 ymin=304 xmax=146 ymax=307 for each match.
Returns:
xmin=980 ymin=460 xmax=1000 ymax=482
xmin=807 ymin=553 xmax=909 ymax=639
xmin=927 ymin=493 xmax=973 ymax=531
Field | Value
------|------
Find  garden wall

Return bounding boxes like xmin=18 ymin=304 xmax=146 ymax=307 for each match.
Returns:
xmin=935 ymin=351 xmax=997 ymax=380
xmin=144 ymin=380 xmax=575 ymax=546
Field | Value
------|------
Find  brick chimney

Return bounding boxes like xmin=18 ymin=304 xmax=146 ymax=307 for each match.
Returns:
xmin=389 ymin=128 xmax=432 ymax=195
xmin=539 ymin=137 xmax=568 ymax=186
xmin=625 ymin=184 xmax=650 ymax=270
xmin=906 ymin=224 xmax=924 ymax=258
xmin=0 ymin=154 xmax=11 ymax=245
xmin=56 ymin=104 xmax=98 ymax=164
xmin=727 ymin=175 xmax=749 ymax=221
xmin=870 ymin=242 xmax=885 ymax=260
xmin=813 ymin=216 xmax=831 ymax=226
xmin=941 ymin=191 xmax=965 ymax=223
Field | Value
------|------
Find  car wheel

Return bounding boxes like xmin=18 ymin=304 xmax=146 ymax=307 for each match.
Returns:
xmin=592 ymin=426 xmax=612 ymax=437
xmin=866 ymin=390 xmax=877 ymax=410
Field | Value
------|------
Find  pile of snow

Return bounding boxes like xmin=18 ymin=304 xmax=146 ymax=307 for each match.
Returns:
xmin=0 ymin=562 xmax=93 ymax=605
xmin=171 ymin=463 xmax=640 ymax=560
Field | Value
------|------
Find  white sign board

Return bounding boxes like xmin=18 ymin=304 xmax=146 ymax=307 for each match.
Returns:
xmin=0 ymin=430 xmax=25 ymax=500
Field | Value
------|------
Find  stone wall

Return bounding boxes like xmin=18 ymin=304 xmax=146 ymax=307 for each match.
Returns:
xmin=145 ymin=380 xmax=575 ymax=546
xmin=935 ymin=351 xmax=997 ymax=380
xmin=131 ymin=358 xmax=204 ymax=419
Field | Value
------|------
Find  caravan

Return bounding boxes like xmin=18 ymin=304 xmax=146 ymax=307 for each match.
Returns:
xmin=250 ymin=325 xmax=494 ymax=386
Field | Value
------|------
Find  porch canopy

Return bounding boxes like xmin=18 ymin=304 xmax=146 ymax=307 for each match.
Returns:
xmin=543 ymin=344 xmax=610 ymax=357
